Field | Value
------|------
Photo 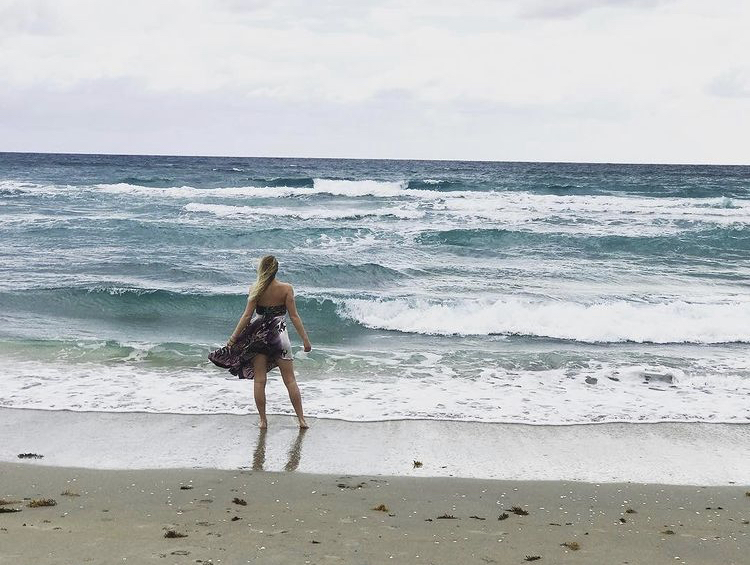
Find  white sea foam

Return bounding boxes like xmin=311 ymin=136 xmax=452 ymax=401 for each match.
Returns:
xmin=5 ymin=179 xmax=750 ymax=242
xmin=98 ymin=183 xmax=298 ymax=199
xmin=340 ymin=296 xmax=750 ymax=343
xmin=311 ymin=178 xmax=407 ymax=197
xmin=99 ymin=180 xmax=414 ymax=199
xmin=436 ymin=192 xmax=750 ymax=232
xmin=183 ymin=202 xmax=424 ymax=220
xmin=0 ymin=213 xmax=79 ymax=226
xmin=0 ymin=180 xmax=300 ymax=199
xmin=0 ymin=179 xmax=459 ymax=200
xmin=92 ymin=180 xmax=440 ymax=200
xmin=6 ymin=179 xmax=750 ymax=229
xmin=0 ymin=346 xmax=748 ymax=425
xmin=99 ymin=181 xmax=750 ymax=234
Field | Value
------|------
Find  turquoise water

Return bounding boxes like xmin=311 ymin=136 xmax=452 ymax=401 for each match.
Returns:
xmin=1 ymin=152 xmax=749 ymax=422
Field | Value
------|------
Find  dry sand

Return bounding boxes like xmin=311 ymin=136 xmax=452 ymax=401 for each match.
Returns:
xmin=1 ymin=462 xmax=748 ymax=565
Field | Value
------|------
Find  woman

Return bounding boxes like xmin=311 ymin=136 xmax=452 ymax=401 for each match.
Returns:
xmin=209 ymin=255 xmax=311 ymax=429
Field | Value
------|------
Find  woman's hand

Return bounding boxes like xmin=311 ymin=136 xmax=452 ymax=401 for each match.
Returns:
xmin=303 ymin=339 xmax=312 ymax=352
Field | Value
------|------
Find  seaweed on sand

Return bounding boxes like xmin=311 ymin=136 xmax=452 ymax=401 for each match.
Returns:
xmin=27 ymin=499 xmax=56 ymax=508
xmin=507 ymin=506 xmax=529 ymax=516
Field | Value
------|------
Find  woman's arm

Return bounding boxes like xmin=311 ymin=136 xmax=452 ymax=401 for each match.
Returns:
xmin=285 ymin=286 xmax=311 ymax=351
xmin=227 ymin=296 xmax=256 ymax=349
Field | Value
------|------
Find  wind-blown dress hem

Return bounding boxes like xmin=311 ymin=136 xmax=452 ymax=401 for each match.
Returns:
xmin=208 ymin=304 xmax=293 ymax=380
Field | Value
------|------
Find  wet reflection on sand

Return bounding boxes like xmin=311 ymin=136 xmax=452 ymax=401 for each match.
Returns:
xmin=251 ymin=426 xmax=308 ymax=472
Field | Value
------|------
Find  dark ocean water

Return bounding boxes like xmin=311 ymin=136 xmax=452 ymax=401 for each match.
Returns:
xmin=1 ymin=152 xmax=749 ymax=423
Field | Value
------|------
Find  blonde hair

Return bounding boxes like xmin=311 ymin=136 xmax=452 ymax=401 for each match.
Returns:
xmin=250 ymin=255 xmax=279 ymax=302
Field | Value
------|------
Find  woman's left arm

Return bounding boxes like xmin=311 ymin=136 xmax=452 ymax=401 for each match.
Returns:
xmin=227 ymin=296 xmax=256 ymax=349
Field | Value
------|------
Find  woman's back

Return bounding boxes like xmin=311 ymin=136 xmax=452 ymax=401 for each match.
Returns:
xmin=256 ymin=280 xmax=290 ymax=307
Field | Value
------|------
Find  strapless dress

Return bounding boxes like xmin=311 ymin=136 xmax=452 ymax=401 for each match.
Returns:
xmin=208 ymin=304 xmax=293 ymax=379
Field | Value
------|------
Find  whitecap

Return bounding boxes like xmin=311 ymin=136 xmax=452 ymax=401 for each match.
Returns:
xmin=183 ymin=202 xmax=424 ymax=220
xmin=339 ymin=296 xmax=750 ymax=343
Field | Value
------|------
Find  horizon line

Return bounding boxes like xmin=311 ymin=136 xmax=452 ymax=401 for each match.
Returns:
xmin=0 ymin=149 xmax=747 ymax=168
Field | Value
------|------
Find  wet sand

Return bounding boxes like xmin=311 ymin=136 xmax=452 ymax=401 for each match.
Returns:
xmin=1 ymin=462 xmax=748 ymax=565
xmin=2 ymin=408 xmax=750 ymax=484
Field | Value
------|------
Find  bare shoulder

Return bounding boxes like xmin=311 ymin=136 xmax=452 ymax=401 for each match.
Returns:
xmin=277 ymin=281 xmax=294 ymax=296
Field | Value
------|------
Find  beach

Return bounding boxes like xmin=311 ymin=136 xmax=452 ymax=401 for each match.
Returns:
xmin=3 ymin=0 xmax=750 ymax=559
xmin=2 ymin=155 xmax=750 ymax=563
xmin=2 ymin=410 xmax=749 ymax=564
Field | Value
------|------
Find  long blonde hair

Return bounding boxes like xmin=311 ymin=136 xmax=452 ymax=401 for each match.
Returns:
xmin=250 ymin=255 xmax=279 ymax=302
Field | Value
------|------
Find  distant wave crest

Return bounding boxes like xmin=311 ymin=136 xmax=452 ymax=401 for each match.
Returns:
xmin=183 ymin=202 xmax=424 ymax=220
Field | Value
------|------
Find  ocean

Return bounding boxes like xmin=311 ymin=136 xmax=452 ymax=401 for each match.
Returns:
xmin=1 ymin=152 xmax=748 ymax=424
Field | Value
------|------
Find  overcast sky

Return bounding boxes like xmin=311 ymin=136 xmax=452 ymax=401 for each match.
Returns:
xmin=0 ymin=0 xmax=748 ymax=163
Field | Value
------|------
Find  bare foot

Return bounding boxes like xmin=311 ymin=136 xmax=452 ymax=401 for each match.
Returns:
xmin=259 ymin=419 xmax=268 ymax=429
xmin=298 ymin=418 xmax=309 ymax=429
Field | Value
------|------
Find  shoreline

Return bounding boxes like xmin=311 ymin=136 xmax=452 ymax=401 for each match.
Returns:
xmin=7 ymin=403 xmax=750 ymax=427
xmin=3 ymin=407 xmax=749 ymax=485
xmin=1 ymin=462 xmax=748 ymax=564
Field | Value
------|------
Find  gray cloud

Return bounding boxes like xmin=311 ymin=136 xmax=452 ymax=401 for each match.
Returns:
xmin=707 ymin=69 xmax=750 ymax=99
xmin=521 ymin=0 xmax=672 ymax=19
xmin=0 ymin=0 xmax=63 ymax=35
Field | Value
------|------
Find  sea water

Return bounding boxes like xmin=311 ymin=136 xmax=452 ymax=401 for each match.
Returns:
xmin=1 ymin=153 xmax=748 ymax=423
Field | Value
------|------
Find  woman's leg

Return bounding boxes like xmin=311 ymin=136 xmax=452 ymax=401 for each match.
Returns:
xmin=277 ymin=359 xmax=308 ymax=428
xmin=252 ymin=354 xmax=269 ymax=428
